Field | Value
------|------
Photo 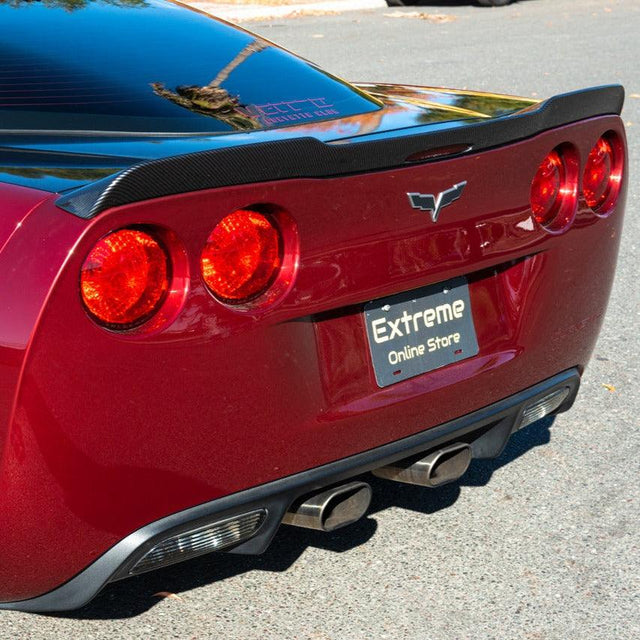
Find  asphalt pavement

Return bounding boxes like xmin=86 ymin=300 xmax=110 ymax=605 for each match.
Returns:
xmin=2 ymin=0 xmax=638 ymax=638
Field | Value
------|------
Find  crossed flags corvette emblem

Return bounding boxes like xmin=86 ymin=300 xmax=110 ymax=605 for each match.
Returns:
xmin=407 ymin=181 xmax=467 ymax=222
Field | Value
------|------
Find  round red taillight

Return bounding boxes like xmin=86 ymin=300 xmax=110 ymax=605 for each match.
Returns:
xmin=531 ymin=150 xmax=563 ymax=226
xmin=201 ymin=209 xmax=282 ymax=303
xmin=530 ymin=147 xmax=578 ymax=232
xmin=81 ymin=228 xmax=170 ymax=328
xmin=583 ymin=134 xmax=622 ymax=214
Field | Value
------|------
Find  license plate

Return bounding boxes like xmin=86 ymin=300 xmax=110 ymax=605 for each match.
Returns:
xmin=364 ymin=276 xmax=479 ymax=388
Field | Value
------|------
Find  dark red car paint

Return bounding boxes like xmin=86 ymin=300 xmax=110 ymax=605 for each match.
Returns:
xmin=0 ymin=115 xmax=626 ymax=601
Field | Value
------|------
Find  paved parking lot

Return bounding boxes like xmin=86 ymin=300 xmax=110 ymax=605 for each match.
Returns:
xmin=2 ymin=0 xmax=638 ymax=638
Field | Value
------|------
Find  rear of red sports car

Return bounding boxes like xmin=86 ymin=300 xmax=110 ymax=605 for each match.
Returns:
xmin=0 ymin=0 xmax=627 ymax=612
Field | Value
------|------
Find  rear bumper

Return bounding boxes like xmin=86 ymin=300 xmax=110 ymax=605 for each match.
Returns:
xmin=0 ymin=114 xmax=626 ymax=608
xmin=0 ymin=368 xmax=579 ymax=612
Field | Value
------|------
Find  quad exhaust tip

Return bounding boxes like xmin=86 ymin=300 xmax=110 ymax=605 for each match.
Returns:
xmin=372 ymin=442 xmax=472 ymax=488
xmin=282 ymin=443 xmax=472 ymax=534
xmin=282 ymin=481 xmax=372 ymax=532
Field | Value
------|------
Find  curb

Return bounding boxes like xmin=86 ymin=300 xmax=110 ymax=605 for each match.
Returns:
xmin=188 ymin=0 xmax=387 ymax=21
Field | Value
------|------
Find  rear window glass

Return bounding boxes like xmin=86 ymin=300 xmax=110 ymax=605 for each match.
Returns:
xmin=0 ymin=1 xmax=380 ymax=134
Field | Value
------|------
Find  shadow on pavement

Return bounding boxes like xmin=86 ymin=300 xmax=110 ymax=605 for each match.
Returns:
xmin=56 ymin=416 xmax=554 ymax=621
xmin=390 ymin=1 xmax=537 ymax=7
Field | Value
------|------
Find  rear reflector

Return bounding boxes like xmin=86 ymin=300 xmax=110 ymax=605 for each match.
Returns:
xmin=129 ymin=510 xmax=267 ymax=575
xmin=518 ymin=388 xmax=571 ymax=430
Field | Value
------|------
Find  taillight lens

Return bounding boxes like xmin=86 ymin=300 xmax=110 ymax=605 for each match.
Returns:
xmin=81 ymin=228 xmax=170 ymax=328
xmin=531 ymin=150 xmax=563 ymax=225
xmin=201 ymin=209 xmax=282 ymax=303
xmin=530 ymin=147 xmax=578 ymax=232
xmin=583 ymin=134 xmax=622 ymax=213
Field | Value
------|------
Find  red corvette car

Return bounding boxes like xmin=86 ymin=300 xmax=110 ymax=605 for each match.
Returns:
xmin=0 ymin=0 xmax=627 ymax=612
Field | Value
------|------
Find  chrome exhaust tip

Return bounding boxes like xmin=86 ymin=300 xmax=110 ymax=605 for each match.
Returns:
xmin=282 ymin=481 xmax=372 ymax=532
xmin=372 ymin=442 xmax=472 ymax=488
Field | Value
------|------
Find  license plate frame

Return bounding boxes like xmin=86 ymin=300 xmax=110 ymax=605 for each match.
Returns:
xmin=364 ymin=276 xmax=479 ymax=388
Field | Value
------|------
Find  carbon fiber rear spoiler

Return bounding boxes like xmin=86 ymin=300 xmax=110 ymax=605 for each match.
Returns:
xmin=57 ymin=85 xmax=624 ymax=219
